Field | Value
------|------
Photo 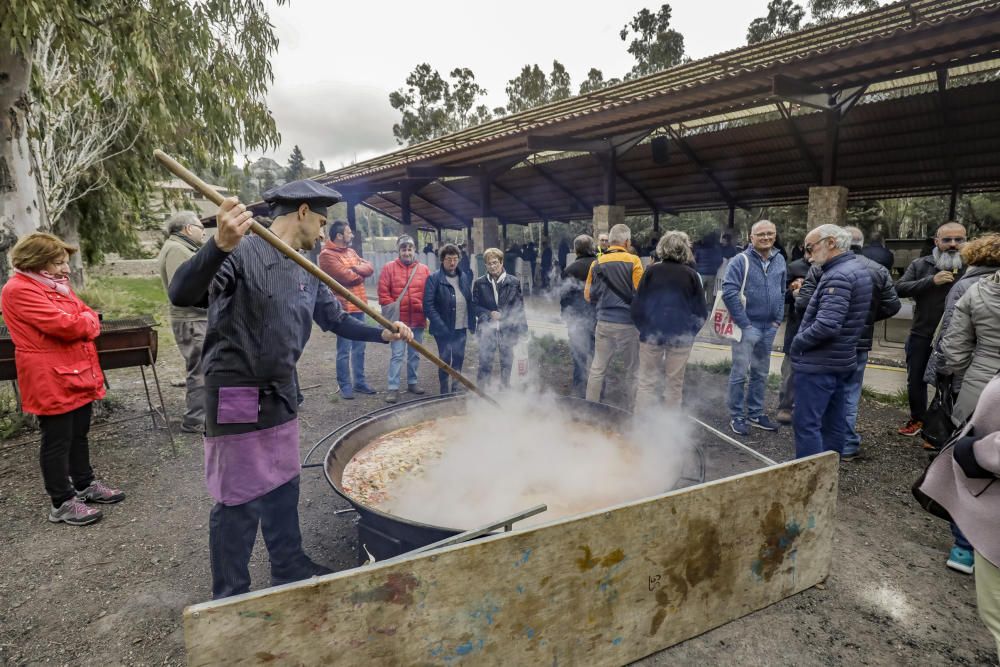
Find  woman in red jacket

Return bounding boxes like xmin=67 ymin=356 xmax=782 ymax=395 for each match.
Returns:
xmin=0 ymin=233 xmax=124 ymax=526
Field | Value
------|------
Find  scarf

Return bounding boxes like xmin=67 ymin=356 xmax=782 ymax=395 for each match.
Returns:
xmin=15 ymin=268 xmax=71 ymax=296
xmin=171 ymin=232 xmax=202 ymax=253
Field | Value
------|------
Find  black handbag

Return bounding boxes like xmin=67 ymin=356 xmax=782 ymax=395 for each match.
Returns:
xmin=921 ymin=374 xmax=956 ymax=450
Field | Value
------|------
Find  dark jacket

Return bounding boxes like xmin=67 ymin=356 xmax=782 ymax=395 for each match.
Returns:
xmin=721 ymin=247 xmax=786 ymax=330
xmin=630 ymin=259 xmax=707 ymax=345
xmin=861 ymin=244 xmax=895 ymax=273
xmin=795 ymin=249 xmax=901 ymax=352
xmin=584 ymin=247 xmax=644 ymax=324
xmin=694 ymin=240 xmax=723 ymax=276
xmin=896 ymin=254 xmax=964 ymax=338
xmin=471 ymin=272 xmax=528 ymax=339
xmin=423 ymin=268 xmax=476 ymax=338
xmin=782 ymin=258 xmax=811 ymax=351
xmin=561 ymin=253 xmax=598 ymax=327
xmin=790 ymin=252 xmax=873 ymax=374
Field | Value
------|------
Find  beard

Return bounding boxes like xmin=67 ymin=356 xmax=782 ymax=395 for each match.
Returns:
xmin=933 ymin=247 xmax=963 ymax=272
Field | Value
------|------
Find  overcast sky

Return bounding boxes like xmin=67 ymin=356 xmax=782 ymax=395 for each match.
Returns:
xmin=250 ymin=0 xmax=766 ymax=170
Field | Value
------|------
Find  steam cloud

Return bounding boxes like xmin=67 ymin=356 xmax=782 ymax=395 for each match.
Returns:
xmin=380 ymin=390 xmax=697 ymax=529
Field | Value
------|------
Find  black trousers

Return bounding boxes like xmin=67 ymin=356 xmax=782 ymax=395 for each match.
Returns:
xmin=434 ymin=330 xmax=467 ymax=393
xmin=38 ymin=402 xmax=95 ymax=507
xmin=905 ymin=332 xmax=933 ymax=421
xmin=477 ymin=330 xmax=516 ymax=387
xmin=209 ymin=476 xmax=313 ymax=599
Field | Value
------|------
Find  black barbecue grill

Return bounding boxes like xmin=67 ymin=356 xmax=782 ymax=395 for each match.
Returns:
xmin=0 ymin=315 xmax=174 ymax=447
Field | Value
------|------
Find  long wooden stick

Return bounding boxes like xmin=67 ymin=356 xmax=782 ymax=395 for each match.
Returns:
xmin=153 ymin=150 xmax=492 ymax=402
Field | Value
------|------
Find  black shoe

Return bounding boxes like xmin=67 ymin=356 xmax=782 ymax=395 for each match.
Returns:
xmin=271 ymin=559 xmax=333 ymax=587
xmin=354 ymin=385 xmax=377 ymax=395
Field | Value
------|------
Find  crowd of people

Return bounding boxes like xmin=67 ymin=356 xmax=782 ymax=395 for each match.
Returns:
xmin=1 ymin=182 xmax=997 ymax=654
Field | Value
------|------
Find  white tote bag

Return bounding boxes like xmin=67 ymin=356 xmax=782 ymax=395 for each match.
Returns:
xmin=710 ymin=254 xmax=749 ymax=342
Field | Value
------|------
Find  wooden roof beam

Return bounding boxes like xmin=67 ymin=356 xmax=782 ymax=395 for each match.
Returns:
xmin=525 ymin=161 xmax=592 ymax=212
xmin=664 ymin=127 xmax=749 ymax=212
xmin=775 ymin=102 xmax=822 ymax=184
xmin=491 ymin=181 xmax=550 ymax=221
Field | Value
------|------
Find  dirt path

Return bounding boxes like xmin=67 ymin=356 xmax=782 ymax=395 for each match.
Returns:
xmin=0 ymin=331 xmax=995 ymax=665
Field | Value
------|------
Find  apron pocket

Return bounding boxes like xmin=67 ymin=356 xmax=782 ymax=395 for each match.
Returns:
xmin=217 ymin=386 xmax=260 ymax=424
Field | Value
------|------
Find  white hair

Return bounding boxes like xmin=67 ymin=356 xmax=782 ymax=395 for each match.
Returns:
xmin=166 ymin=211 xmax=200 ymax=235
xmin=608 ymin=223 xmax=631 ymax=246
xmin=751 ymin=219 xmax=776 ymax=235
xmin=814 ymin=224 xmax=853 ymax=251
xmin=845 ymin=226 xmax=864 ymax=246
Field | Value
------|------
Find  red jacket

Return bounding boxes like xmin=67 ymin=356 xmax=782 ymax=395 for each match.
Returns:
xmin=0 ymin=274 xmax=105 ymax=415
xmin=318 ymin=241 xmax=374 ymax=313
xmin=377 ymin=259 xmax=430 ymax=328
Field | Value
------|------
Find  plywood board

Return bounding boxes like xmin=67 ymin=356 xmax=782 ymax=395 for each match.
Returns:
xmin=184 ymin=452 xmax=838 ymax=666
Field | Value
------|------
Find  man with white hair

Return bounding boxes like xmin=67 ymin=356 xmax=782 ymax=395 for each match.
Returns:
xmin=895 ymin=221 xmax=967 ymax=436
xmin=584 ymin=223 xmax=644 ymax=407
xmin=789 ymin=224 xmax=873 ymax=458
xmin=721 ymin=220 xmax=786 ymax=436
xmin=157 ymin=211 xmax=208 ymax=433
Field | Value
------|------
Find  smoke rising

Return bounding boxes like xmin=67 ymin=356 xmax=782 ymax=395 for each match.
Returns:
xmin=379 ymin=390 xmax=697 ymax=529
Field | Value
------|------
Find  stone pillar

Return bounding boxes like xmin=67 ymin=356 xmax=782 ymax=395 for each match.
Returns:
xmin=472 ymin=217 xmax=500 ymax=252
xmin=592 ymin=205 xmax=625 ymax=236
xmin=807 ymin=186 xmax=848 ymax=230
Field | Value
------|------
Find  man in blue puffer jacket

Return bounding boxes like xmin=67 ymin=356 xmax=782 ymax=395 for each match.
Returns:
xmin=791 ymin=224 xmax=873 ymax=458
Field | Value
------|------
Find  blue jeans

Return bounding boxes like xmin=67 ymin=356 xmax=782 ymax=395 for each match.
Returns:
xmin=387 ymin=327 xmax=424 ymax=390
xmin=842 ymin=350 xmax=869 ymax=457
xmin=952 ymin=521 xmax=972 ymax=551
xmin=336 ymin=312 xmax=368 ymax=390
xmin=793 ymin=371 xmax=849 ymax=458
xmin=434 ymin=329 xmax=467 ymax=394
xmin=728 ymin=324 xmax=778 ymax=420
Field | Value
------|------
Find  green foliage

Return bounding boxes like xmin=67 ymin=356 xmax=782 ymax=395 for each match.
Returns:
xmin=286 ymin=145 xmax=306 ymax=182
xmin=76 ymin=276 xmax=169 ymax=323
xmin=747 ymin=0 xmax=806 ymax=44
xmin=579 ymin=68 xmax=622 ymax=95
xmin=808 ymin=0 xmax=879 ymax=23
xmin=2 ymin=0 xmax=285 ymax=260
xmin=318 ymin=160 xmax=326 ymax=173
xmin=620 ymin=4 xmax=687 ymax=79
xmin=505 ymin=61 xmax=572 ymax=114
xmin=861 ymin=386 xmax=908 ymax=408
xmin=389 ymin=64 xmax=497 ymax=145
xmin=0 ymin=387 xmax=32 ymax=439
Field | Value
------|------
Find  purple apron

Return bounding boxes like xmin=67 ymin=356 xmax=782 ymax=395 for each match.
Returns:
xmin=204 ymin=418 xmax=301 ymax=506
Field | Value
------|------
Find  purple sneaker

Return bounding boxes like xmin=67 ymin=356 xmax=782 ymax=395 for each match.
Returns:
xmin=76 ymin=481 xmax=125 ymax=504
xmin=48 ymin=498 xmax=102 ymax=526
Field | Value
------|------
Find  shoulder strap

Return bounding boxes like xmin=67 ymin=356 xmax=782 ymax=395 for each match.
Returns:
xmin=394 ymin=265 xmax=419 ymax=305
xmin=596 ymin=262 xmax=634 ymax=305
xmin=737 ymin=253 xmax=750 ymax=298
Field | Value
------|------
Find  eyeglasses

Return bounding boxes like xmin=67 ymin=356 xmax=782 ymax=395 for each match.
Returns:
xmin=752 ymin=231 xmax=776 ymax=238
xmin=804 ymin=236 xmax=832 ymax=253
xmin=937 ymin=237 xmax=966 ymax=244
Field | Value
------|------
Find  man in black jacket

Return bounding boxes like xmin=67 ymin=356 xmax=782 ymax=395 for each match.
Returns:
xmin=776 ymin=256 xmax=811 ymax=424
xmin=895 ymin=221 xmax=967 ymax=435
xmin=861 ymin=230 xmax=895 ymax=272
xmin=561 ymin=235 xmax=598 ymax=397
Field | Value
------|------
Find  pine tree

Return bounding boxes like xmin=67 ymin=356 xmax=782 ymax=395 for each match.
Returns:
xmin=286 ymin=145 xmax=306 ymax=181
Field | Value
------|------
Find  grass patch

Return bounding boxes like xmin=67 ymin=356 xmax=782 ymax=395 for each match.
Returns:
xmin=691 ymin=359 xmax=781 ymax=390
xmin=0 ymin=387 xmax=32 ymax=439
xmin=77 ymin=276 xmax=170 ymax=322
xmin=862 ymin=386 xmax=909 ymax=408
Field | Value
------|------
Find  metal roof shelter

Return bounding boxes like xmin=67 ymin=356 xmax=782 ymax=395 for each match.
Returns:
xmin=309 ymin=0 xmax=1000 ymax=232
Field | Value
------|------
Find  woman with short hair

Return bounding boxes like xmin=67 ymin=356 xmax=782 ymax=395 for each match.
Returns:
xmin=472 ymin=247 xmax=528 ymax=388
xmin=630 ymin=231 xmax=707 ymax=411
xmin=422 ymin=243 xmax=476 ymax=394
xmin=0 ymin=233 xmax=124 ymax=526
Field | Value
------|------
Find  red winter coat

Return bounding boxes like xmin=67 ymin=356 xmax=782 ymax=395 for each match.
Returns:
xmin=0 ymin=274 xmax=105 ymax=415
xmin=377 ymin=259 xmax=430 ymax=328
xmin=318 ymin=241 xmax=374 ymax=313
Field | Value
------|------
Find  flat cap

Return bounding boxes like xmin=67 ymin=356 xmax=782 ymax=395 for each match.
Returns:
xmin=263 ymin=180 xmax=342 ymax=217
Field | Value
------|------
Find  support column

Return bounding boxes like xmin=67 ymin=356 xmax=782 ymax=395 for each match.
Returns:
xmin=472 ymin=217 xmax=500 ymax=252
xmin=592 ymin=205 xmax=625 ymax=236
xmin=652 ymin=211 xmax=660 ymax=235
xmin=399 ymin=190 xmax=418 ymax=238
xmin=345 ymin=198 xmax=363 ymax=256
xmin=807 ymin=186 xmax=848 ymax=230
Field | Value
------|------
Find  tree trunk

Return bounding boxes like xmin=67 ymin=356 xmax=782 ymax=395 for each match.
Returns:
xmin=53 ymin=207 xmax=86 ymax=289
xmin=0 ymin=45 xmax=48 ymax=283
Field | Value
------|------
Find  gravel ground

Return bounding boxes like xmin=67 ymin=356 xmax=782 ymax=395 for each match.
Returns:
xmin=0 ymin=329 xmax=996 ymax=666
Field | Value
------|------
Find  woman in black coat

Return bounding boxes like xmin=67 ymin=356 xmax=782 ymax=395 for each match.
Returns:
xmin=631 ymin=231 xmax=707 ymax=411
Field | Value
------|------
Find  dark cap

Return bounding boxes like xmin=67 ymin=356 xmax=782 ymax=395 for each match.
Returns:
xmin=263 ymin=180 xmax=342 ymax=218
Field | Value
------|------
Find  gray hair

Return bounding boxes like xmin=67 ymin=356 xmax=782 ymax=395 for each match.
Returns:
xmin=608 ymin=223 xmax=631 ymax=246
xmin=573 ymin=234 xmax=594 ymax=256
xmin=751 ymin=219 xmax=776 ymax=235
xmin=656 ymin=231 xmax=693 ymax=264
xmin=166 ymin=211 xmax=201 ymax=235
xmin=814 ymin=224 xmax=853 ymax=251
xmin=845 ymin=226 xmax=864 ymax=246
